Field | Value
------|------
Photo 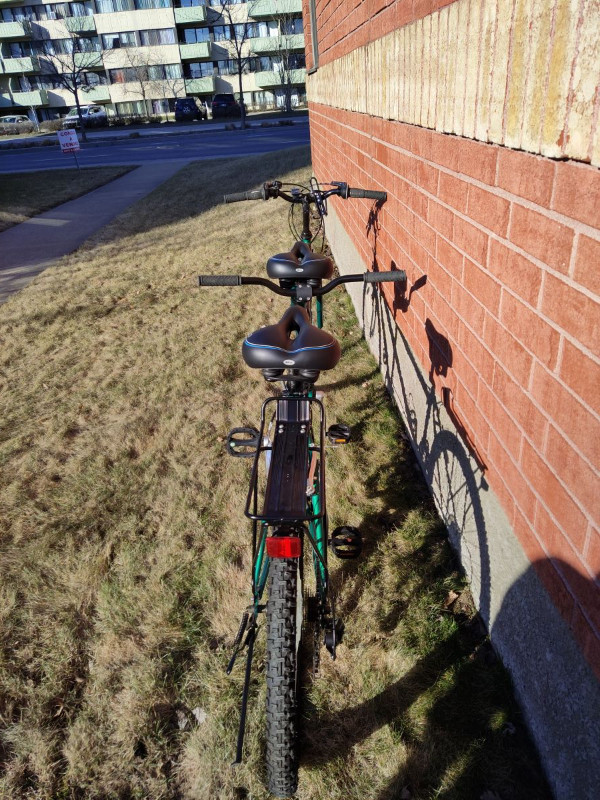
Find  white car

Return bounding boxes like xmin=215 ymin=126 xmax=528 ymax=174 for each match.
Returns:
xmin=0 ymin=114 xmax=30 ymax=125
xmin=61 ymin=105 xmax=107 ymax=129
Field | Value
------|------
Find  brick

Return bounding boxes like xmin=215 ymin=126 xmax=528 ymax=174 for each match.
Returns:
xmin=574 ymin=235 xmax=600 ymax=298
xmin=558 ymin=339 xmax=600 ymax=415
xmin=553 ymin=161 xmax=600 ymax=229
xmin=523 ymin=452 xmax=588 ymax=554
xmin=513 ymin=506 xmax=547 ymax=563
xmin=463 ymin=258 xmax=502 ymax=316
xmin=431 ymin=130 xmax=460 ymax=171
xmin=545 ymin=425 xmax=598 ymax=520
xmin=427 ymin=198 xmax=455 ymax=240
xmin=487 ymin=239 xmax=543 ymax=308
xmin=483 ymin=315 xmax=534 ymax=387
xmin=438 ymin=172 xmax=469 ymax=213
xmin=457 ymin=137 xmax=498 ymax=184
xmin=453 ymin=282 xmax=486 ymax=336
xmin=415 ymin=160 xmax=440 ymax=195
xmin=457 ymin=320 xmax=495 ymax=385
xmin=496 ymin=148 xmax=555 ymax=207
xmin=493 ymin=363 xmax=549 ymax=449
xmin=485 ymin=400 xmax=526 ymax=474
xmin=586 ymin=527 xmax=600 ymax=577
xmin=541 ymin=273 xmax=600 ymax=357
xmin=453 ymin=217 xmax=489 ymax=265
xmin=500 ymin=289 xmax=561 ymax=369
xmin=530 ymin=361 xmax=600 ymax=467
xmin=531 ymin=554 xmax=576 ymax=624
xmin=510 ymin=203 xmax=574 ymax=273
xmin=467 ymin=185 xmax=511 ymax=237
xmin=436 ymin=235 xmax=464 ymax=279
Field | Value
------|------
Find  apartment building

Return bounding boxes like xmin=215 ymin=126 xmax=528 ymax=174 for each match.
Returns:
xmin=0 ymin=0 xmax=306 ymax=120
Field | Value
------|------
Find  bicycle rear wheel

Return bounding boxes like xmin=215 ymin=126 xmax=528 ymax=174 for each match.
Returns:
xmin=266 ymin=557 xmax=299 ymax=797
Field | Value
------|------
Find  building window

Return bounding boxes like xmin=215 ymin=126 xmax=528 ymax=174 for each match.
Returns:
xmin=102 ymin=32 xmax=137 ymax=48
xmin=139 ymin=28 xmax=177 ymax=46
xmin=185 ymin=61 xmax=214 ymax=78
xmin=96 ymin=0 xmax=135 ymax=13
xmin=135 ymin=0 xmax=172 ymax=9
xmin=181 ymin=27 xmax=210 ymax=44
xmin=115 ymin=101 xmax=146 ymax=115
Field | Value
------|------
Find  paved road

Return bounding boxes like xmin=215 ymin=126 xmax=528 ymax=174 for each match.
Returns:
xmin=0 ymin=121 xmax=310 ymax=173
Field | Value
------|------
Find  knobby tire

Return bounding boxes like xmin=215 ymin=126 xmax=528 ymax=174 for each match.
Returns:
xmin=266 ymin=557 xmax=299 ymax=797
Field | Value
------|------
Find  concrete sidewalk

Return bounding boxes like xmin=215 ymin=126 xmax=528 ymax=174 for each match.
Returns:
xmin=0 ymin=160 xmax=187 ymax=304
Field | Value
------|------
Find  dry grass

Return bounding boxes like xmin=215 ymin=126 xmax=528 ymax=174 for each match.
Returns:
xmin=0 ymin=147 xmax=549 ymax=800
xmin=0 ymin=166 xmax=133 ymax=232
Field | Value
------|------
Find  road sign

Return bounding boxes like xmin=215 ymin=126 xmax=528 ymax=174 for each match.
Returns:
xmin=57 ymin=129 xmax=80 ymax=153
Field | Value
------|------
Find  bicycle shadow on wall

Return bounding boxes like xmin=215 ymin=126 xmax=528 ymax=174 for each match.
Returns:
xmin=298 ymin=279 xmax=554 ymax=795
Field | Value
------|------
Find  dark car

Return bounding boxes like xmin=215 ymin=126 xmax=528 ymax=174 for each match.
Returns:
xmin=211 ymin=93 xmax=241 ymax=119
xmin=174 ymin=97 xmax=207 ymax=122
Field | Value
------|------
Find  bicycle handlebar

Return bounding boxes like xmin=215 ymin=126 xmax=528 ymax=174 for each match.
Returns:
xmin=198 ymin=270 xmax=406 ymax=295
xmin=224 ymin=189 xmax=266 ymax=203
xmin=223 ymin=181 xmax=387 ymax=206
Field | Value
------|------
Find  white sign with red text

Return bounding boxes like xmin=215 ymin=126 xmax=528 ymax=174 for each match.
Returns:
xmin=57 ymin=129 xmax=80 ymax=153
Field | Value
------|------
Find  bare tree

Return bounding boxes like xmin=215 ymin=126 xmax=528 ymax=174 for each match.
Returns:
xmin=113 ymin=47 xmax=184 ymax=120
xmin=38 ymin=19 xmax=103 ymax=142
xmin=271 ymin=12 xmax=302 ymax=113
xmin=214 ymin=2 xmax=252 ymax=129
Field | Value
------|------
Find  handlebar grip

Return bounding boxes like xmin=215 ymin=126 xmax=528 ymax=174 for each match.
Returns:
xmin=348 ymin=188 xmax=387 ymax=201
xmin=198 ymin=275 xmax=242 ymax=286
xmin=364 ymin=270 xmax=407 ymax=283
xmin=223 ymin=189 xmax=265 ymax=203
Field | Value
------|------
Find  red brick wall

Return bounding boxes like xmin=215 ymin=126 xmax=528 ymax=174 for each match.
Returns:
xmin=309 ymin=101 xmax=600 ymax=675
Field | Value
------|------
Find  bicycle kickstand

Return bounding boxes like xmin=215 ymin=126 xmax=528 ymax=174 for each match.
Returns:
xmin=229 ymin=612 xmax=260 ymax=766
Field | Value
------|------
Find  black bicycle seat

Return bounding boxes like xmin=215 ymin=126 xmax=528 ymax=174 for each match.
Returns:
xmin=267 ymin=241 xmax=334 ymax=281
xmin=242 ymin=305 xmax=340 ymax=371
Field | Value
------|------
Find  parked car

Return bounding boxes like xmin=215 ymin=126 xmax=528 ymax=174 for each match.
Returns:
xmin=0 ymin=114 xmax=32 ymax=133
xmin=174 ymin=97 xmax=207 ymax=122
xmin=61 ymin=104 xmax=107 ymax=129
xmin=0 ymin=114 xmax=30 ymax=126
xmin=211 ymin=93 xmax=241 ymax=119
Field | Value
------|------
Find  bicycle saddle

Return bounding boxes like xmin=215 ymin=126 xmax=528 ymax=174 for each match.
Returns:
xmin=242 ymin=305 xmax=341 ymax=371
xmin=267 ymin=241 xmax=334 ymax=281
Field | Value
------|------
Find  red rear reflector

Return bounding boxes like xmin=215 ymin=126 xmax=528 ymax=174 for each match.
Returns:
xmin=266 ymin=536 xmax=302 ymax=558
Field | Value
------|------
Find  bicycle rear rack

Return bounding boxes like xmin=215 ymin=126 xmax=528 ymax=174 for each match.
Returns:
xmin=245 ymin=395 xmax=326 ymax=524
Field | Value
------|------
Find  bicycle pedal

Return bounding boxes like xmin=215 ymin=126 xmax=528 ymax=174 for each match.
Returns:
xmin=324 ymin=619 xmax=344 ymax=659
xmin=226 ymin=427 xmax=260 ymax=458
xmin=326 ymin=423 xmax=351 ymax=445
xmin=330 ymin=526 xmax=363 ymax=559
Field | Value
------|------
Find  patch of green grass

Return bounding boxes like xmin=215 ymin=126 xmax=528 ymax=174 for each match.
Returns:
xmin=0 ymin=166 xmax=134 ymax=232
xmin=0 ymin=148 xmax=550 ymax=799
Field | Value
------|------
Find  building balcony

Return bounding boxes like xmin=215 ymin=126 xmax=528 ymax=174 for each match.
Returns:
xmin=250 ymin=33 xmax=304 ymax=54
xmin=1 ymin=55 xmax=40 ymax=74
xmin=74 ymin=51 xmax=103 ymax=69
xmin=254 ymin=68 xmax=305 ymax=88
xmin=66 ymin=15 xmax=96 ymax=33
xmin=0 ymin=88 xmax=49 ymax=107
xmin=249 ymin=0 xmax=302 ymax=19
xmin=179 ymin=41 xmax=212 ymax=61
xmin=184 ymin=76 xmax=215 ymax=95
xmin=79 ymin=85 xmax=111 ymax=102
xmin=174 ymin=6 xmax=208 ymax=25
xmin=0 ymin=20 xmax=32 ymax=40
